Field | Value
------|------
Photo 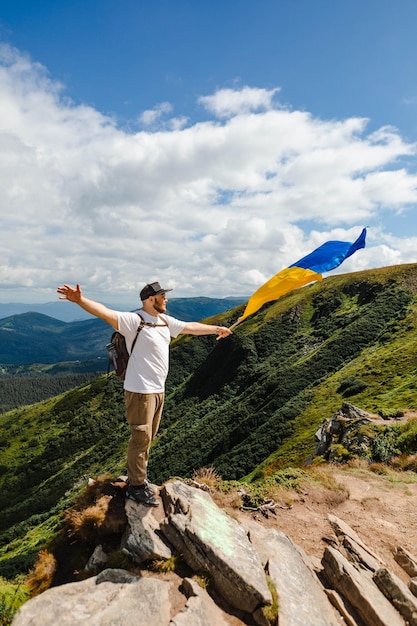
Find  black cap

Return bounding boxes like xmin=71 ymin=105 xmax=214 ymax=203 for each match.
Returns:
xmin=140 ymin=281 xmax=173 ymax=301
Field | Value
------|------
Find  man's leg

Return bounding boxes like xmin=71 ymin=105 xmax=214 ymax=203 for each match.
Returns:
xmin=125 ymin=391 xmax=164 ymax=506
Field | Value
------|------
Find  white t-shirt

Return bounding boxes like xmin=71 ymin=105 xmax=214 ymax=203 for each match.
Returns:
xmin=117 ymin=310 xmax=185 ymax=393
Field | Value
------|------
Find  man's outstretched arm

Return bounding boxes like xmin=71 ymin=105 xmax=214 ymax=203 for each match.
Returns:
xmin=181 ymin=321 xmax=232 ymax=339
xmin=57 ymin=283 xmax=119 ymax=329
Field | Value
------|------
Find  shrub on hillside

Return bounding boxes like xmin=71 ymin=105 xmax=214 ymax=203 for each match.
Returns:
xmin=337 ymin=376 xmax=367 ymax=397
xmin=370 ymin=428 xmax=400 ymax=463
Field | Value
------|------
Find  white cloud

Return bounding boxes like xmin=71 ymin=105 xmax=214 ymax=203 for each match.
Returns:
xmin=137 ymin=102 xmax=188 ymax=131
xmin=138 ymin=101 xmax=173 ymax=126
xmin=198 ymin=86 xmax=281 ymax=118
xmin=0 ymin=44 xmax=417 ymax=305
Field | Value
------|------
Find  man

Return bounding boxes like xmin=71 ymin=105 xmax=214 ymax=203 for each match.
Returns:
xmin=57 ymin=281 xmax=232 ymax=506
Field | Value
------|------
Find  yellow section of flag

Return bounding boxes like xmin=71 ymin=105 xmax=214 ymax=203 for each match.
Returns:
xmin=239 ymin=266 xmax=322 ymax=322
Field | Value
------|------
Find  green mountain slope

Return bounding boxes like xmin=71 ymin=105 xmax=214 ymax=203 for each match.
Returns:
xmin=1 ymin=263 xmax=417 ymax=579
xmin=153 ymin=263 xmax=417 ymax=481
xmin=0 ymin=376 xmax=127 ymax=577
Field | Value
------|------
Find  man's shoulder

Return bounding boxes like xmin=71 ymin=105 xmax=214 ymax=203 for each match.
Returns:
xmin=119 ymin=310 xmax=143 ymax=320
xmin=117 ymin=310 xmax=144 ymax=328
xmin=163 ymin=314 xmax=186 ymax=338
xmin=163 ymin=313 xmax=186 ymax=325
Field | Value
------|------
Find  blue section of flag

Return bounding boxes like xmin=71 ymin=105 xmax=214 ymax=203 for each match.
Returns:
xmin=290 ymin=228 xmax=367 ymax=274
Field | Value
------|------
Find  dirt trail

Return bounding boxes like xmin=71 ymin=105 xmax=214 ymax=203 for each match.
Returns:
xmin=233 ymin=464 xmax=417 ymax=582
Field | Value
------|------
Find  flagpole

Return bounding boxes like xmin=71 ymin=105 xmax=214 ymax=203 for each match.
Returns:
xmin=216 ymin=316 xmax=243 ymax=340
xmin=229 ymin=318 xmax=243 ymax=331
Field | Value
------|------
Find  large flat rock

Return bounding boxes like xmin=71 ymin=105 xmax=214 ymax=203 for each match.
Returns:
xmin=322 ymin=546 xmax=405 ymax=626
xmin=121 ymin=498 xmax=172 ymax=563
xmin=12 ymin=570 xmax=171 ymax=626
xmin=160 ymin=480 xmax=272 ymax=615
xmin=243 ymin=519 xmax=340 ymax=626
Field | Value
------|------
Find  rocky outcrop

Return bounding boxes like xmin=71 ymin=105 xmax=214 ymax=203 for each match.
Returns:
xmin=373 ymin=568 xmax=417 ymax=625
xmin=243 ymin=519 xmax=340 ymax=626
xmin=321 ymin=513 xmax=417 ymax=626
xmin=159 ymin=480 xmax=272 ymax=614
xmin=315 ymin=402 xmax=374 ymax=456
xmin=322 ymin=546 xmax=405 ymax=626
xmin=121 ymin=498 xmax=172 ymax=563
xmin=11 ymin=571 xmax=172 ymax=625
xmin=11 ymin=479 xmax=417 ymax=626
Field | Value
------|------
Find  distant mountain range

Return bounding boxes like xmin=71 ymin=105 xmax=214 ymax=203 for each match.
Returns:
xmin=0 ymin=297 xmax=247 ymax=366
xmin=0 ymin=296 xmax=247 ymax=323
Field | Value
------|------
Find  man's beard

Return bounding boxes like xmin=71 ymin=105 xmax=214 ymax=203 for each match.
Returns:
xmin=153 ymin=302 xmax=167 ymax=314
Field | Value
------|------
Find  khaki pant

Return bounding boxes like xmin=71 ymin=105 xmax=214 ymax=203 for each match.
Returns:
xmin=125 ymin=391 xmax=164 ymax=486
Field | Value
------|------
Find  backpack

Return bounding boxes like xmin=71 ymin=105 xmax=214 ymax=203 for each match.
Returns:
xmin=106 ymin=313 xmax=168 ymax=380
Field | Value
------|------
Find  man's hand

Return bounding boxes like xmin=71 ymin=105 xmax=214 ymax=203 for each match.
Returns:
xmin=57 ymin=283 xmax=82 ymax=303
xmin=216 ymin=326 xmax=232 ymax=339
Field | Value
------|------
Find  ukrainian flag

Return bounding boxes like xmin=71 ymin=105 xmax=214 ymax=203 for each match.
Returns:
xmin=238 ymin=228 xmax=366 ymax=323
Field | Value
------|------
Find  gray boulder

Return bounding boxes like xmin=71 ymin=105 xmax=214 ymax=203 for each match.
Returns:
xmin=322 ymin=546 xmax=405 ymax=626
xmin=121 ymin=498 xmax=172 ymax=563
xmin=160 ymin=480 xmax=272 ymax=614
xmin=169 ymin=577 xmax=229 ymax=626
xmin=12 ymin=570 xmax=171 ymax=626
xmin=244 ymin=519 xmax=340 ymax=626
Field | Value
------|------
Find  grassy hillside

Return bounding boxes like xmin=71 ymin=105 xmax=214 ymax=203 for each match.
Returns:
xmin=0 ymin=375 xmax=127 ymax=578
xmin=154 ymin=263 xmax=417 ymax=481
xmin=1 ymin=263 xmax=417 ymax=581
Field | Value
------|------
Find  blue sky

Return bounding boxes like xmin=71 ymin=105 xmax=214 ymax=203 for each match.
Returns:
xmin=1 ymin=0 xmax=417 ymax=305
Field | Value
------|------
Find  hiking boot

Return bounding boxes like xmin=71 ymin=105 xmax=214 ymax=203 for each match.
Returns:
xmin=126 ymin=483 xmax=159 ymax=507
xmin=126 ymin=478 xmax=157 ymax=495
xmin=144 ymin=478 xmax=157 ymax=495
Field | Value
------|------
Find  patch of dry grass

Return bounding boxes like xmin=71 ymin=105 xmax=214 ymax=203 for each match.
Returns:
xmin=391 ymin=453 xmax=417 ymax=472
xmin=305 ymin=466 xmax=349 ymax=493
xmin=192 ymin=466 xmax=222 ymax=490
xmin=64 ymin=495 xmax=112 ymax=540
xmin=63 ymin=476 xmax=127 ymax=543
xmin=150 ymin=556 xmax=178 ymax=574
xmin=26 ymin=550 xmax=57 ymax=597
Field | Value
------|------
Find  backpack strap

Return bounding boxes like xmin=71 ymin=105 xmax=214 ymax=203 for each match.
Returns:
xmin=129 ymin=314 xmax=168 ymax=354
xmin=129 ymin=314 xmax=147 ymax=355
